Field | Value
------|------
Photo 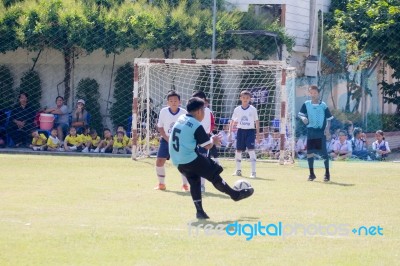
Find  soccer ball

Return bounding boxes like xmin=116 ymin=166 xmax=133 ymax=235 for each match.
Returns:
xmin=233 ymin=179 xmax=252 ymax=191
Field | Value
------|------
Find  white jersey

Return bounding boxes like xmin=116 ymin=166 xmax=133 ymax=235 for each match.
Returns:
xmin=231 ymin=105 xmax=258 ymax=129
xmin=200 ymin=107 xmax=212 ymax=134
xmin=157 ymin=107 xmax=187 ymax=136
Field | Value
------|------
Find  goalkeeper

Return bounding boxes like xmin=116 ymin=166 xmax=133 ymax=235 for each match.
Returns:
xmin=298 ymin=85 xmax=334 ymax=182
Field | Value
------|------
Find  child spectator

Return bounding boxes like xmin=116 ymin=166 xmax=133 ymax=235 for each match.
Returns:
xmin=372 ymin=130 xmax=391 ymax=160
xmin=94 ymin=128 xmax=113 ymax=153
xmin=258 ymin=126 xmax=272 ymax=152
xmin=44 ymin=96 xmax=69 ymax=141
xmin=80 ymin=125 xmax=91 ymax=153
xmin=330 ymin=130 xmax=352 ymax=160
xmin=64 ymin=127 xmax=83 ymax=152
xmin=113 ymin=131 xmax=129 ymax=154
xmin=351 ymin=127 xmax=370 ymax=160
xmin=29 ymin=129 xmax=47 ymax=151
xmin=343 ymin=120 xmax=354 ymax=140
xmin=114 ymin=125 xmax=130 ymax=146
xmin=84 ymin=129 xmax=101 ymax=152
xmin=47 ymin=127 xmax=63 ymax=151
xmin=326 ymin=131 xmax=336 ymax=156
xmin=268 ymin=128 xmax=281 ymax=159
xmin=295 ymin=133 xmax=307 ymax=159
xmin=71 ymin=99 xmax=89 ymax=134
xmin=219 ymin=123 xmax=230 ymax=148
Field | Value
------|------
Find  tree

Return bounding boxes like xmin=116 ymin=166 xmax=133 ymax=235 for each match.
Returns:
xmin=0 ymin=65 xmax=14 ymax=110
xmin=110 ymin=63 xmax=133 ymax=129
xmin=334 ymin=0 xmax=400 ymax=113
xmin=0 ymin=5 xmax=22 ymax=53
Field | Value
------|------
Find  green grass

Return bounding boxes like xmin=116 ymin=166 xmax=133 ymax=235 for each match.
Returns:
xmin=0 ymin=154 xmax=399 ymax=265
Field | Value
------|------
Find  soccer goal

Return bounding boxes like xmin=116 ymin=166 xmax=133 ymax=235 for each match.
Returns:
xmin=131 ymin=58 xmax=296 ymax=164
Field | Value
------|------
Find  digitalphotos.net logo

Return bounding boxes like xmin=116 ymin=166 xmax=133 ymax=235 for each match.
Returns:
xmin=187 ymin=220 xmax=384 ymax=241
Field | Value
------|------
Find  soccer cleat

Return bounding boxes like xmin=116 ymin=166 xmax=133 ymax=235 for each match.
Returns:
xmin=196 ymin=210 xmax=210 ymax=220
xmin=232 ymin=170 xmax=242 ymax=176
xmin=201 ymin=185 xmax=206 ymax=193
xmin=250 ymin=172 xmax=256 ymax=178
xmin=323 ymin=175 xmax=330 ymax=182
xmin=182 ymin=184 xmax=189 ymax=192
xmin=232 ymin=187 xmax=254 ymax=202
xmin=308 ymin=174 xmax=316 ymax=181
xmin=154 ymin=183 xmax=166 ymax=191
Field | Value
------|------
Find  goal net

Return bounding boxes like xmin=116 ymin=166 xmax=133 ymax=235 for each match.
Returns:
xmin=132 ymin=58 xmax=296 ymax=164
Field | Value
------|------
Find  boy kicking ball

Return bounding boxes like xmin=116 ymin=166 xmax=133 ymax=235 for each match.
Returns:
xmin=169 ymin=97 xmax=254 ymax=219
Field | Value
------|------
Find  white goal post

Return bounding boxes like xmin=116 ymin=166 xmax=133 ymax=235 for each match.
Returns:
xmin=131 ymin=58 xmax=296 ymax=164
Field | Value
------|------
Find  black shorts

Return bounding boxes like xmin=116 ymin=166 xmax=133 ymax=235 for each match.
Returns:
xmin=177 ymin=155 xmax=223 ymax=183
xmin=307 ymin=128 xmax=327 ymax=155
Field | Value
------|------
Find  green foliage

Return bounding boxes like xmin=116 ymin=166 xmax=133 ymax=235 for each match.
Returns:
xmin=0 ymin=6 xmax=22 ymax=53
xmin=0 ymin=65 xmax=14 ymax=110
xmin=110 ymin=63 xmax=133 ymax=129
xmin=76 ymin=78 xmax=103 ymax=132
xmin=18 ymin=70 xmax=41 ymax=112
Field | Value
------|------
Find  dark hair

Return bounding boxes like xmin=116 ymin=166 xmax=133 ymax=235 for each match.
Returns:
xmin=167 ymin=90 xmax=181 ymax=101
xmin=308 ymin=85 xmax=319 ymax=93
xmin=103 ymin=128 xmax=111 ymax=133
xmin=89 ymin=129 xmax=97 ymax=135
xmin=240 ymin=90 xmax=252 ymax=97
xmin=338 ymin=130 xmax=347 ymax=136
xmin=376 ymin=130 xmax=385 ymax=140
xmin=353 ymin=127 xmax=362 ymax=138
xmin=55 ymin=96 xmax=64 ymax=102
xmin=19 ymin=91 xmax=28 ymax=99
xmin=186 ymin=97 xmax=205 ymax=112
xmin=192 ymin=90 xmax=207 ymax=100
xmin=51 ymin=127 xmax=58 ymax=132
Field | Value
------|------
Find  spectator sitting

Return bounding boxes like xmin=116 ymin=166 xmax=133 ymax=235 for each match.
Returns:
xmin=64 ymin=126 xmax=83 ymax=152
xmin=113 ymin=125 xmax=130 ymax=147
xmin=326 ymin=131 xmax=336 ymax=156
xmin=219 ymin=123 xmax=230 ymax=148
xmin=351 ymin=127 xmax=370 ymax=160
xmin=343 ymin=120 xmax=354 ymax=140
xmin=29 ymin=129 xmax=47 ymax=151
xmin=44 ymin=96 xmax=69 ymax=141
xmin=113 ymin=131 xmax=129 ymax=154
xmin=94 ymin=128 xmax=113 ymax=153
xmin=330 ymin=130 xmax=352 ymax=160
xmin=47 ymin=127 xmax=63 ymax=151
xmin=71 ymin=99 xmax=89 ymax=134
xmin=83 ymin=129 xmax=101 ymax=153
xmin=295 ymin=134 xmax=307 ymax=159
xmin=372 ymin=130 xmax=391 ymax=160
xmin=268 ymin=128 xmax=281 ymax=159
xmin=9 ymin=92 xmax=36 ymax=147
xmin=79 ymin=125 xmax=91 ymax=153
xmin=258 ymin=126 xmax=272 ymax=152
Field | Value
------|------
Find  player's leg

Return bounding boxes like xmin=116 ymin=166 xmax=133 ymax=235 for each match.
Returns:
xmin=246 ymin=129 xmax=257 ymax=178
xmin=197 ymin=146 xmax=207 ymax=193
xmin=194 ymin=156 xmax=254 ymax=201
xmin=177 ymin=166 xmax=208 ymax=219
xmin=234 ymin=129 xmax=245 ymax=176
xmin=320 ymin=134 xmax=330 ymax=182
xmin=306 ymin=129 xmax=317 ymax=181
xmin=155 ymin=139 xmax=168 ymax=190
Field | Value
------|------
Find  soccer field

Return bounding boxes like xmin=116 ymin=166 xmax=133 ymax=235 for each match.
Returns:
xmin=0 ymin=154 xmax=399 ymax=265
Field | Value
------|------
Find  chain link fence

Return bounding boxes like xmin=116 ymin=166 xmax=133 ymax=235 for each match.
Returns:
xmin=0 ymin=0 xmax=399 ymax=159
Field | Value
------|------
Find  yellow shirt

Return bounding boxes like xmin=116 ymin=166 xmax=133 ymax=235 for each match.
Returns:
xmin=47 ymin=136 xmax=60 ymax=149
xmin=32 ymin=133 xmax=47 ymax=146
xmin=79 ymin=134 xmax=91 ymax=143
xmin=65 ymin=135 xmax=82 ymax=146
xmin=90 ymin=136 xmax=101 ymax=146
xmin=113 ymin=135 xmax=130 ymax=146
xmin=113 ymin=139 xmax=126 ymax=148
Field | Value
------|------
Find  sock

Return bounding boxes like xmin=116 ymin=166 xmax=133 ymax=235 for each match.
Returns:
xmin=235 ymin=151 xmax=242 ymax=171
xmin=182 ymin=174 xmax=188 ymax=185
xmin=187 ymin=177 xmax=202 ymax=212
xmin=201 ymin=177 xmax=205 ymax=186
xmin=249 ymin=150 xmax=256 ymax=173
xmin=193 ymin=199 xmax=204 ymax=212
xmin=212 ymin=175 xmax=240 ymax=200
xmin=324 ymin=156 xmax=330 ymax=176
xmin=156 ymin=166 xmax=165 ymax=184
xmin=213 ymin=157 xmax=220 ymax=164
xmin=307 ymin=157 xmax=315 ymax=175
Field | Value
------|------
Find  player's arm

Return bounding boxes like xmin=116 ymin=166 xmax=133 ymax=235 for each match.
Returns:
xmin=255 ymin=119 xmax=261 ymax=143
xmin=325 ymin=107 xmax=334 ymax=135
xmin=195 ymin=125 xmax=219 ymax=150
xmin=298 ymin=103 xmax=308 ymax=125
xmin=158 ymin=127 xmax=168 ymax=142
